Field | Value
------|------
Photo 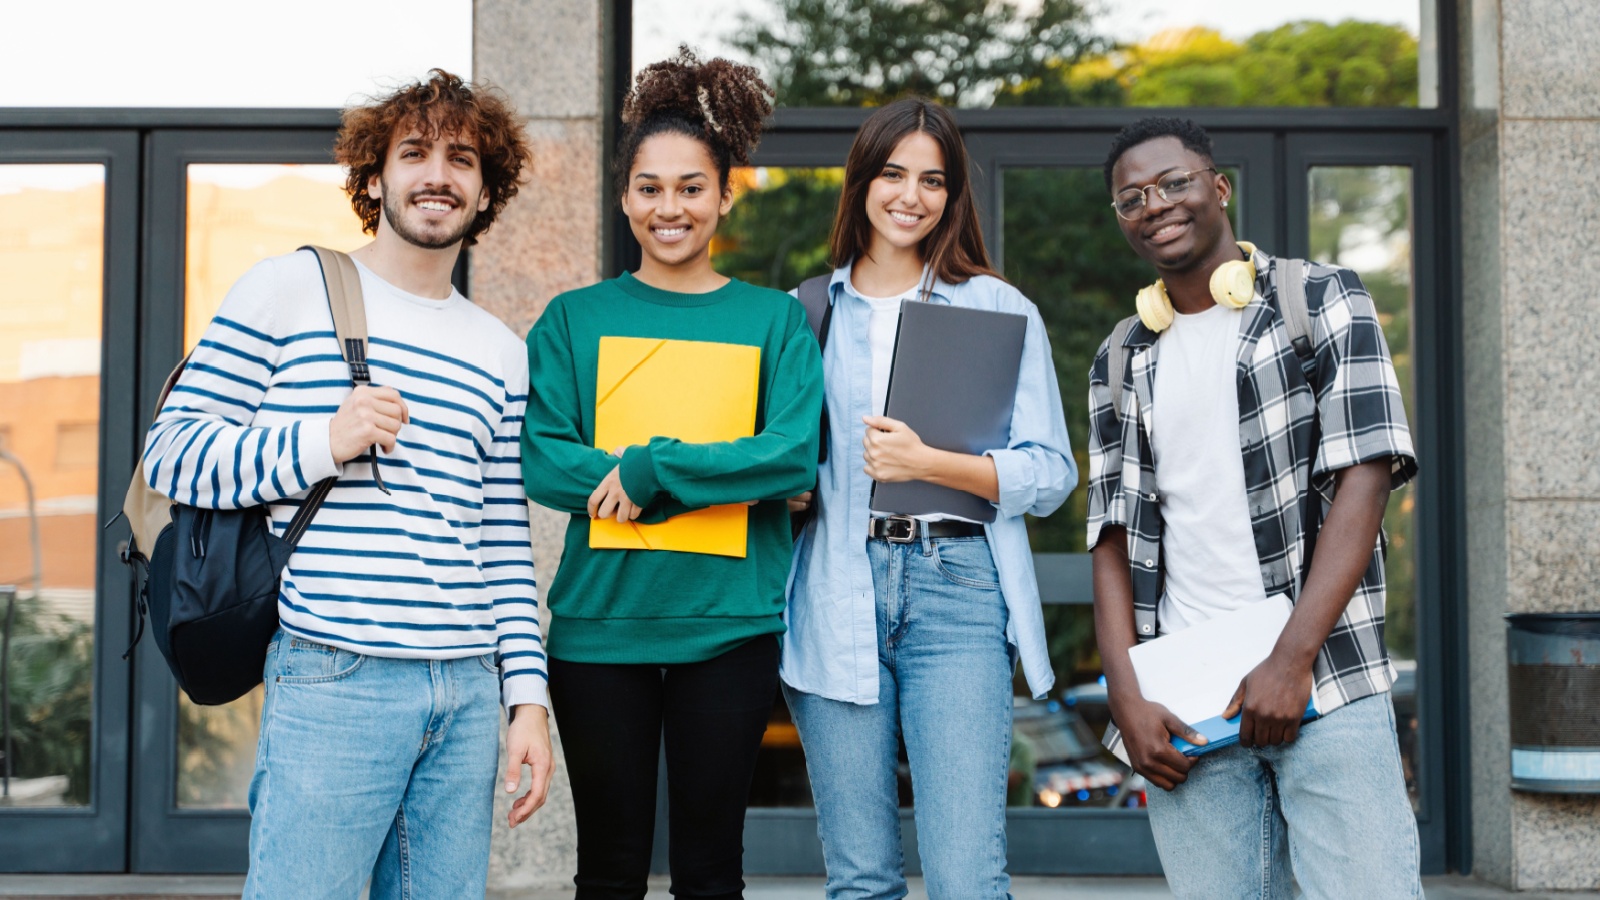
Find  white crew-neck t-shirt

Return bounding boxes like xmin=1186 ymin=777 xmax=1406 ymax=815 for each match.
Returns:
xmin=1151 ymin=302 xmax=1268 ymax=633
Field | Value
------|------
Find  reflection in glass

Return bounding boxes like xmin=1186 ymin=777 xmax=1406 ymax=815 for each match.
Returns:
xmin=1309 ymin=165 xmax=1419 ymax=808
xmin=184 ymin=165 xmax=370 ymax=351
xmin=0 ymin=164 xmax=105 ymax=808
xmin=634 ymin=0 xmax=1431 ymax=108
xmin=175 ymin=164 xmax=368 ymax=809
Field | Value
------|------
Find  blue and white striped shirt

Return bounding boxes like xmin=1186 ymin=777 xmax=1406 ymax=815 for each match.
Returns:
xmin=142 ymin=249 xmax=546 ymax=711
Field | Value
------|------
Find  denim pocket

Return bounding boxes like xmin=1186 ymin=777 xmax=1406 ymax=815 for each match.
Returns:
xmin=477 ymin=652 xmax=499 ymax=674
xmin=275 ymin=638 xmax=366 ymax=684
xmin=931 ymin=537 xmax=1001 ymax=589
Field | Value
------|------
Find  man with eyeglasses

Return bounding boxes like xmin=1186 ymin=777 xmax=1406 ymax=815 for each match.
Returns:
xmin=1085 ymin=117 xmax=1421 ymax=897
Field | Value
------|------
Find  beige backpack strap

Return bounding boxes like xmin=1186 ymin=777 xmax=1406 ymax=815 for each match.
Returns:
xmin=299 ymin=245 xmax=388 ymax=496
xmin=301 ymin=246 xmax=370 ymax=380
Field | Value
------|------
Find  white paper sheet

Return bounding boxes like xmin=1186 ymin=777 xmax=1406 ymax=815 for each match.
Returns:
xmin=1126 ymin=594 xmax=1294 ymax=724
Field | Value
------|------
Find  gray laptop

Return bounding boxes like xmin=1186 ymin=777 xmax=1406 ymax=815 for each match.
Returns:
xmin=869 ymin=300 xmax=1028 ymax=522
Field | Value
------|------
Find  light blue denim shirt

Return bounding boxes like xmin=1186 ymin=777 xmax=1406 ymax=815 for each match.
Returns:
xmin=782 ymin=262 xmax=1078 ymax=704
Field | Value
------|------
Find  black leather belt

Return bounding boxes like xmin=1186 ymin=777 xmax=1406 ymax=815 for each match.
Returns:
xmin=867 ymin=515 xmax=985 ymax=543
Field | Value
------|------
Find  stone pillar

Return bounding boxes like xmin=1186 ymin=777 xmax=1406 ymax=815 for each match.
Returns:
xmin=471 ymin=0 xmax=614 ymax=889
xmin=1459 ymin=0 xmax=1600 ymax=888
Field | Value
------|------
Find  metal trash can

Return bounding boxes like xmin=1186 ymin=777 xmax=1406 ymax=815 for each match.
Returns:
xmin=1507 ymin=613 xmax=1600 ymax=793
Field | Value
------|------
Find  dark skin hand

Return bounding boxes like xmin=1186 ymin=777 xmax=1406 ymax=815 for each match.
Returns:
xmin=1223 ymin=458 xmax=1392 ymax=747
xmin=1092 ymin=525 xmax=1206 ymax=791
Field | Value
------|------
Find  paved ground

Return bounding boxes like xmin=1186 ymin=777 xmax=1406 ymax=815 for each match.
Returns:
xmin=0 ymin=874 xmax=1596 ymax=898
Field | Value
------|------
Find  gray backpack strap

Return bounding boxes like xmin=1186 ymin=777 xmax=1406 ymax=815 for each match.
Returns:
xmin=797 ymin=274 xmax=833 ymax=350
xmin=1106 ymin=316 xmax=1139 ymax=423
xmin=1278 ymin=258 xmax=1318 ymax=388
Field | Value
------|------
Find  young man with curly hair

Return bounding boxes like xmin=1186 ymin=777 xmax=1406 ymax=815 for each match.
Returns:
xmin=140 ymin=70 xmax=551 ymax=898
xmin=1087 ymin=117 xmax=1421 ymax=898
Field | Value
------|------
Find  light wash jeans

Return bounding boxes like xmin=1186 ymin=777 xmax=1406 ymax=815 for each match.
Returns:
xmin=785 ymin=535 xmax=1014 ymax=900
xmin=243 ymin=631 xmax=502 ymax=900
xmin=1146 ymin=691 xmax=1422 ymax=899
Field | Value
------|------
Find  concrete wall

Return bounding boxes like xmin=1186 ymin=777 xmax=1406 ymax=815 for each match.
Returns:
xmin=472 ymin=0 xmax=614 ymax=890
xmin=1460 ymin=0 xmax=1600 ymax=888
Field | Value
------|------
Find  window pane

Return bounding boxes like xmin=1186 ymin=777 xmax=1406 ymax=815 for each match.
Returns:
xmin=1308 ymin=165 xmax=1419 ymax=810
xmin=0 ymin=164 xmax=104 ymax=808
xmin=174 ymin=164 xmax=368 ymax=809
xmin=634 ymin=1 xmax=1434 ymax=108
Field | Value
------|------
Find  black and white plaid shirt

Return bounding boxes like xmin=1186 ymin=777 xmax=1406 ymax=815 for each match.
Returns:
xmin=1087 ymin=247 xmax=1417 ymax=757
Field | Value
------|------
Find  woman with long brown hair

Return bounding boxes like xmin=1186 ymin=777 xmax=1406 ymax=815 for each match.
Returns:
xmin=782 ymin=97 xmax=1076 ymax=899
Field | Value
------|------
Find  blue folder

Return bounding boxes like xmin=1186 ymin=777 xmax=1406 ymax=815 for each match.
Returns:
xmin=1171 ymin=700 xmax=1319 ymax=757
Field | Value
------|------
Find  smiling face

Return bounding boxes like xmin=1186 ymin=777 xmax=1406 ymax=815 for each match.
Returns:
xmin=369 ymin=126 xmax=491 ymax=251
xmin=620 ymin=132 xmax=732 ymax=273
xmin=1110 ymin=136 xmax=1233 ymax=275
xmin=863 ymin=131 xmax=948 ymax=262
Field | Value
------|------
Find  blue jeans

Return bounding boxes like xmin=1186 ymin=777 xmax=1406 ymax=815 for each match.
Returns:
xmin=785 ymin=535 xmax=1014 ymax=900
xmin=1146 ymin=691 xmax=1421 ymax=899
xmin=243 ymin=632 xmax=502 ymax=899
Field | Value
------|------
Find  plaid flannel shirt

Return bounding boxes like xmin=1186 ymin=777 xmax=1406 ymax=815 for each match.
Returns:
xmin=1086 ymin=247 xmax=1418 ymax=758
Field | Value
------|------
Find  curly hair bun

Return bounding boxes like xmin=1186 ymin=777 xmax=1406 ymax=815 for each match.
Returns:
xmin=622 ymin=45 xmax=773 ymax=168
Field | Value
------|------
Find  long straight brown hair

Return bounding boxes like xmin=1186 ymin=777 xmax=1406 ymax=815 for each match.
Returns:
xmin=828 ymin=96 xmax=1001 ymax=288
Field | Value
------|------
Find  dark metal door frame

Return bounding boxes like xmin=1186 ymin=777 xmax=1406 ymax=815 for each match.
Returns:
xmin=0 ymin=129 xmax=141 ymax=872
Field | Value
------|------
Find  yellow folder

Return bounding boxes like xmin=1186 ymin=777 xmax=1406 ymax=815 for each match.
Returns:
xmin=590 ymin=336 xmax=761 ymax=557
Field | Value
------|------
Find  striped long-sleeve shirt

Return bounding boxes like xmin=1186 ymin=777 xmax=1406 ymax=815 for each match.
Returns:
xmin=142 ymin=249 xmax=546 ymax=711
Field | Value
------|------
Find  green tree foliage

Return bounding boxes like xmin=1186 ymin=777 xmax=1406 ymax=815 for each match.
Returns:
xmin=2 ymin=601 xmax=92 ymax=805
xmin=728 ymin=0 xmax=1104 ymax=107
xmin=1001 ymin=21 xmax=1420 ymax=108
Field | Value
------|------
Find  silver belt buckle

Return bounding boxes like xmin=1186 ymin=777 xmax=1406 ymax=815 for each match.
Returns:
xmin=882 ymin=514 xmax=917 ymax=543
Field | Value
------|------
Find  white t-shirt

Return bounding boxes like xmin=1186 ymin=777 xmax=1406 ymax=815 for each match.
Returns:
xmin=1151 ymin=303 xmax=1268 ymax=634
xmin=847 ymin=282 xmax=920 ymax=417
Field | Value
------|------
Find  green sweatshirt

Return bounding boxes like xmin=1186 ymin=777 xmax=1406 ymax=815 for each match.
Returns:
xmin=522 ymin=272 xmax=824 ymax=664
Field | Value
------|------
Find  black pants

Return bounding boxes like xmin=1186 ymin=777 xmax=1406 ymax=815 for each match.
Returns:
xmin=549 ymin=634 xmax=780 ymax=900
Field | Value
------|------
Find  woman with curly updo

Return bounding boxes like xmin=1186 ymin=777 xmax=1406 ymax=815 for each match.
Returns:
xmin=520 ymin=49 xmax=823 ymax=899
xmin=782 ymin=97 xmax=1076 ymax=898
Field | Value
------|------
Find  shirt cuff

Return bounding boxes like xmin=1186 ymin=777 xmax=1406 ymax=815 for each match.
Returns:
xmin=502 ymin=672 xmax=550 ymax=713
xmin=299 ymin=417 xmax=342 ymax=484
xmin=985 ymin=447 xmax=1036 ymax=519
xmin=619 ymin=443 xmax=664 ymax=507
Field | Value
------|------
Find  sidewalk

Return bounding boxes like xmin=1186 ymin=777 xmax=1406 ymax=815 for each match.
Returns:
xmin=0 ymin=874 xmax=1595 ymax=899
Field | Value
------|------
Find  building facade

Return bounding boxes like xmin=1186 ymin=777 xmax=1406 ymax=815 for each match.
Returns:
xmin=0 ymin=0 xmax=1595 ymax=890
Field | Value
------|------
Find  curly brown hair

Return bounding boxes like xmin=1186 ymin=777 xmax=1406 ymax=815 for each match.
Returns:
xmin=334 ymin=69 xmax=531 ymax=247
xmin=614 ymin=46 xmax=774 ymax=197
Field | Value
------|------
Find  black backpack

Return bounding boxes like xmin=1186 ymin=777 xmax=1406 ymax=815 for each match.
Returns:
xmin=119 ymin=246 xmax=372 ymax=705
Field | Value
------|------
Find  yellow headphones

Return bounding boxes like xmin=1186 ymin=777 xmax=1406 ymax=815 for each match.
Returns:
xmin=1135 ymin=241 xmax=1258 ymax=332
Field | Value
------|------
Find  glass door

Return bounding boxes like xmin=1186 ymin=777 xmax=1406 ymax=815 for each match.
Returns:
xmin=130 ymin=129 xmax=367 ymax=872
xmin=0 ymin=130 xmax=140 ymax=872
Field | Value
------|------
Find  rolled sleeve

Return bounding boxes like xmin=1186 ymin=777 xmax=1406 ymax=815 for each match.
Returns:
xmin=1309 ymin=269 xmax=1418 ymax=489
xmin=987 ymin=303 xmax=1075 ymax=520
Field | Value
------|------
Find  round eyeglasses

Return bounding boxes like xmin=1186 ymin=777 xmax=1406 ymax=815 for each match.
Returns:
xmin=1111 ymin=167 xmax=1219 ymax=220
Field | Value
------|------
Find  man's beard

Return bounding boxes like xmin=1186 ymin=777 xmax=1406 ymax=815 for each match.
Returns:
xmin=382 ymin=189 xmax=476 ymax=250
